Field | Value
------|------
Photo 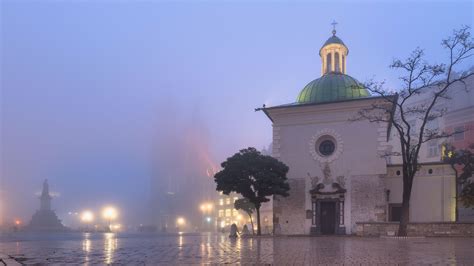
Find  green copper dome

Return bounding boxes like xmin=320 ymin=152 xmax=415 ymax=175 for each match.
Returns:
xmin=296 ymin=73 xmax=370 ymax=104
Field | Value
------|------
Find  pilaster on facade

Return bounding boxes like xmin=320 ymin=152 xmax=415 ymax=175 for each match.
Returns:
xmin=272 ymin=125 xmax=281 ymax=159
xmin=376 ymin=123 xmax=389 ymax=154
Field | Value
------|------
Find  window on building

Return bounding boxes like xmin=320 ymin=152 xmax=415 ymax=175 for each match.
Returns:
xmin=319 ymin=140 xmax=335 ymax=156
xmin=312 ymin=202 xmax=317 ymax=225
xmin=339 ymin=201 xmax=344 ymax=225
xmin=428 ymin=140 xmax=439 ymax=158
xmin=326 ymin=53 xmax=332 ymax=73
xmin=389 ymin=204 xmax=402 ymax=222
xmin=453 ymin=126 xmax=465 ymax=141
xmin=219 ymin=199 xmax=224 ymax=206
xmin=225 ymin=209 xmax=231 ymax=217
xmin=342 ymin=55 xmax=345 ymax=73
xmin=335 ymin=52 xmax=340 ymax=72
xmin=218 ymin=210 xmax=224 ymax=218
xmin=232 ymin=209 xmax=238 ymax=216
xmin=226 ymin=198 xmax=231 ymax=205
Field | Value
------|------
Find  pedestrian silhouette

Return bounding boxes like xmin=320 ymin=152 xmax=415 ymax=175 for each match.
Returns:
xmin=242 ymin=224 xmax=252 ymax=237
xmin=229 ymin=223 xmax=239 ymax=238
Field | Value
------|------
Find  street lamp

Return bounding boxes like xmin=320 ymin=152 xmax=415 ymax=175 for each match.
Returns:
xmin=176 ymin=217 xmax=185 ymax=232
xmin=81 ymin=210 xmax=94 ymax=232
xmin=102 ymin=206 xmax=118 ymax=232
xmin=177 ymin=217 xmax=185 ymax=225
xmin=81 ymin=211 xmax=94 ymax=223
xmin=206 ymin=203 xmax=213 ymax=211
xmin=199 ymin=202 xmax=213 ymax=213
xmin=199 ymin=202 xmax=214 ymax=232
xmin=13 ymin=219 xmax=21 ymax=232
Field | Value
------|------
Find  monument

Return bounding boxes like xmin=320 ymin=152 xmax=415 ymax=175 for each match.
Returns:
xmin=26 ymin=179 xmax=68 ymax=231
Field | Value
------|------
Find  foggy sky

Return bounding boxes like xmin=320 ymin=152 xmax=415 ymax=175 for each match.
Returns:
xmin=1 ymin=1 xmax=472 ymax=227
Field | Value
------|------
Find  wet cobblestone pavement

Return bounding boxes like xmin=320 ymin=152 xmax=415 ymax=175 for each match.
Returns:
xmin=0 ymin=232 xmax=473 ymax=265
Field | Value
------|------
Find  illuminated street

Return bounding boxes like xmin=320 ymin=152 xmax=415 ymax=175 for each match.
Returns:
xmin=1 ymin=233 xmax=473 ymax=265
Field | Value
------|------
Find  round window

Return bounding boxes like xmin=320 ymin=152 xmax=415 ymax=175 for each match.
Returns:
xmin=318 ymin=140 xmax=335 ymax=156
xmin=310 ymin=130 xmax=343 ymax=163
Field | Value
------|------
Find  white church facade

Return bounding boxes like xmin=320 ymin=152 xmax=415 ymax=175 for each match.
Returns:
xmin=259 ymin=28 xmax=456 ymax=235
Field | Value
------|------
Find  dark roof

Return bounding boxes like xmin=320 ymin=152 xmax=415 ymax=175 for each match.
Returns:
xmin=319 ymin=35 xmax=348 ymax=55
xmin=257 ymin=94 xmax=388 ymax=111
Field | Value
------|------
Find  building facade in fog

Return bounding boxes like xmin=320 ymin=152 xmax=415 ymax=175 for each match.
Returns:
xmin=151 ymin=120 xmax=218 ymax=232
xmin=387 ymin=71 xmax=474 ymax=221
xmin=214 ymin=146 xmax=274 ymax=233
xmin=259 ymin=28 xmax=465 ymax=235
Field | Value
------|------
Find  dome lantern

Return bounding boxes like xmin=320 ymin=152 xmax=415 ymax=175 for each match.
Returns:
xmin=319 ymin=20 xmax=348 ymax=76
xmin=296 ymin=24 xmax=370 ymax=104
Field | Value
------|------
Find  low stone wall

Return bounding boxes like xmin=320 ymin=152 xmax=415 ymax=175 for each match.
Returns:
xmin=356 ymin=222 xmax=474 ymax=237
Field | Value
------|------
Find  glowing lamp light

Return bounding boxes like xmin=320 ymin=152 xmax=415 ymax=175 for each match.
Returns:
xmin=199 ymin=202 xmax=214 ymax=212
xmin=102 ymin=206 xmax=118 ymax=220
xmin=14 ymin=219 xmax=21 ymax=226
xmin=176 ymin=217 xmax=185 ymax=226
xmin=81 ymin=211 xmax=94 ymax=223
xmin=206 ymin=217 xmax=211 ymax=223
xmin=112 ymin=224 xmax=122 ymax=230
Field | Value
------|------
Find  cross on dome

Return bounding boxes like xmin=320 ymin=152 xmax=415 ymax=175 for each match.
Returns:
xmin=331 ymin=20 xmax=338 ymax=35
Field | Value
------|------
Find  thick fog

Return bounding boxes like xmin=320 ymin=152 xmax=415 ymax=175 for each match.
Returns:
xmin=1 ymin=1 xmax=472 ymax=229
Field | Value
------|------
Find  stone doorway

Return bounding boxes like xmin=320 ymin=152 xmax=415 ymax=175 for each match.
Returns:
xmin=308 ymin=164 xmax=346 ymax=235
xmin=320 ymin=201 xmax=336 ymax=234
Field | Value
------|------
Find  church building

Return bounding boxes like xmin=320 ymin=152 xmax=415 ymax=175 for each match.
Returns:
xmin=259 ymin=27 xmax=456 ymax=235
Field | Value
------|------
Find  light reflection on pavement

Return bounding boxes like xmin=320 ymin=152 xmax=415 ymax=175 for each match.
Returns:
xmin=0 ymin=232 xmax=473 ymax=264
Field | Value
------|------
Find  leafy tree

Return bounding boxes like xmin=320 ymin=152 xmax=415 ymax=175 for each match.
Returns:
xmin=444 ymin=144 xmax=474 ymax=209
xmin=354 ymin=26 xmax=473 ymax=236
xmin=234 ymin=198 xmax=256 ymax=235
xmin=214 ymin=147 xmax=290 ymax=235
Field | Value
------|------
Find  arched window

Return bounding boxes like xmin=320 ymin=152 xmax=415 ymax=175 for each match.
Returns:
xmin=326 ymin=53 xmax=332 ymax=73
xmin=335 ymin=52 xmax=340 ymax=72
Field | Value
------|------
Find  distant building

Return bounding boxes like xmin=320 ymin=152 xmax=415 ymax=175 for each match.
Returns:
xmin=26 ymin=180 xmax=68 ymax=232
xmin=215 ymin=192 xmax=240 ymax=231
xmin=386 ymin=72 xmax=474 ymax=221
xmin=213 ymin=146 xmax=274 ymax=234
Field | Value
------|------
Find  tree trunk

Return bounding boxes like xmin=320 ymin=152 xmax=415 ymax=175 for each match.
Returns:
xmin=256 ymin=206 xmax=261 ymax=236
xmin=248 ymin=213 xmax=255 ymax=235
xmin=398 ymin=174 xmax=413 ymax=236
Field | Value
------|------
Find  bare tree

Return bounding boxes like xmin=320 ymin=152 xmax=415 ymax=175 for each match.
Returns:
xmin=353 ymin=26 xmax=473 ymax=236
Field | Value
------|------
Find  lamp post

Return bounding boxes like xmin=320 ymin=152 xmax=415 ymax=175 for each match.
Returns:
xmin=199 ymin=202 xmax=213 ymax=232
xmin=13 ymin=219 xmax=21 ymax=232
xmin=176 ymin=217 xmax=185 ymax=232
xmin=80 ymin=210 xmax=94 ymax=232
xmin=102 ymin=206 xmax=118 ymax=232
